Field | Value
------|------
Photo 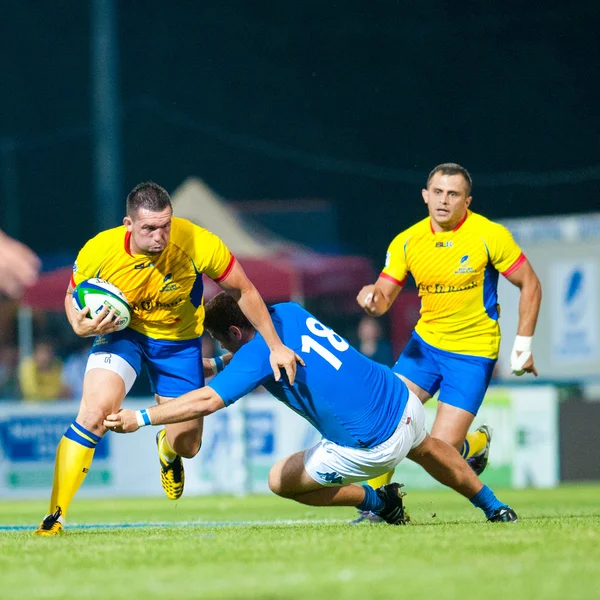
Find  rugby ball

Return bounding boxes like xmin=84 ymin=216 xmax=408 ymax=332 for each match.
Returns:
xmin=72 ymin=278 xmax=131 ymax=331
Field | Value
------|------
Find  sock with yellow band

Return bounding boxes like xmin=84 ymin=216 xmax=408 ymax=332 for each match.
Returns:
xmin=461 ymin=430 xmax=487 ymax=459
xmin=367 ymin=469 xmax=395 ymax=489
xmin=158 ymin=430 xmax=178 ymax=464
xmin=46 ymin=421 xmax=101 ymax=521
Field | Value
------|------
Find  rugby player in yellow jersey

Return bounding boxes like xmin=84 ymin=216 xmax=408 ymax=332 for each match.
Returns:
xmin=34 ymin=181 xmax=302 ymax=536
xmin=355 ymin=163 xmax=542 ymax=519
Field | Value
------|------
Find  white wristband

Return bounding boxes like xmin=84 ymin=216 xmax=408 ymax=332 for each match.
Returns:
xmin=513 ymin=335 xmax=533 ymax=353
xmin=207 ymin=358 xmax=218 ymax=376
xmin=207 ymin=356 xmax=225 ymax=376
xmin=135 ymin=409 xmax=152 ymax=427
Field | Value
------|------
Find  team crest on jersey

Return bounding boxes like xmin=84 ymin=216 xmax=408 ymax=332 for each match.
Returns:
xmin=435 ymin=241 xmax=453 ymax=248
xmin=454 ymin=254 xmax=476 ymax=274
xmin=159 ymin=273 xmax=180 ymax=293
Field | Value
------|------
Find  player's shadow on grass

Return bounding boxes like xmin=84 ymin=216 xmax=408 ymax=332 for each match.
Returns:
xmin=393 ymin=513 xmax=600 ymax=527
xmin=517 ymin=513 xmax=600 ymax=521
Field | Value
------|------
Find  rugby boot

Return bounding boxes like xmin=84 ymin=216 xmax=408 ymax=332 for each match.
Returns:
xmin=34 ymin=506 xmax=64 ymax=536
xmin=488 ymin=506 xmax=518 ymax=522
xmin=374 ymin=483 xmax=409 ymax=525
xmin=156 ymin=429 xmax=185 ymax=500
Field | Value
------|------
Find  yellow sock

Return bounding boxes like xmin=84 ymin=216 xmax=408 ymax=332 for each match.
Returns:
xmin=461 ymin=430 xmax=487 ymax=459
xmin=47 ymin=422 xmax=100 ymax=520
xmin=158 ymin=430 xmax=178 ymax=464
xmin=368 ymin=470 xmax=395 ymax=489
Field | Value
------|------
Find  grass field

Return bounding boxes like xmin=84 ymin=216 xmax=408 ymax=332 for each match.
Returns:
xmin=1 ymin=485 xmax=599 ymax=600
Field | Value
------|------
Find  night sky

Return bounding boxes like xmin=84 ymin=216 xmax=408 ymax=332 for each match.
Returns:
xmin=2 ymin=1 xmax=599 ymax=260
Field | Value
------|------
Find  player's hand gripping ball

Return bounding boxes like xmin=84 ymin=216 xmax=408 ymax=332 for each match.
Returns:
xmin=72 ymin=278 xmax=131 ymax=331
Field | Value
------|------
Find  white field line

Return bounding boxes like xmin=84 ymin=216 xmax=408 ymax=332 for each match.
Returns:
xmin=0 ymin=518 xmax=350 ymax=532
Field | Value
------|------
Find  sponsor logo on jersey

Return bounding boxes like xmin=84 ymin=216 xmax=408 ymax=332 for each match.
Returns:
xmin=134 ymin=297 xmax=185 ymax=312
xmin=435 ymin=241 xmax=453 ymax=247
xmin=134 ymin=262 xmax=154 ymax=270
xmin=418 ymin=281 xmax=478 ymax=294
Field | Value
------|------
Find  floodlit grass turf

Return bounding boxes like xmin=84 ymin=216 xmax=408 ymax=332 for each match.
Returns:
xmin=1 ymin=485 xmax=599 ymax=600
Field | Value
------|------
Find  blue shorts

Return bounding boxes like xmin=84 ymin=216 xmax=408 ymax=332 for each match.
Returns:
xmin=392 ymin=332 xmax=496 ymax=415
xmin=91 ymin=328 xmax=204 ymax=397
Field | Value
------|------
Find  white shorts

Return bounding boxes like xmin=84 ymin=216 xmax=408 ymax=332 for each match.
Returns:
xmin=303 ymin=391 xmax=427 ymax=487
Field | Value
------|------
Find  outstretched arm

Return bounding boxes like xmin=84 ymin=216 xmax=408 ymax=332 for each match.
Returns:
xmin=504 ymin=259 xmax=542 ymax=376
xmin=217 ymin=260 xmax=304 ymax=383
xmin=202 ymin=353 xmax=233 ymax=377
xmin=104 ymin=386 xmax=226 ymax=433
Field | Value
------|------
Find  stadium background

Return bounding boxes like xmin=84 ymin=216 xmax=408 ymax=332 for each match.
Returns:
xmin=1 ymin=0 xmax=600 ymax=482
xmin=0 ymin=5 xmax=600 ymax=600
xmin=2 ymin=2 xmax=599 ymax=258
xmin=0 ymin=5 xmax=600 ymax=596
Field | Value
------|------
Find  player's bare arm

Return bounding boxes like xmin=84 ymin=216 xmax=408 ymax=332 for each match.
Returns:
xmin=0 ymin=230 xmax=41 ymax=298
xmin=64 ymin=285 xmax=121 ymax=337
xmin=357 ymin=276 xmax=403 ymax=317
xmin=216 ymin=259 xmax=304 ymax=384
xmin=104 ymin=386 xmax=226 ymax=433
xmin=504 ymin=259 xmax=542 ymax=377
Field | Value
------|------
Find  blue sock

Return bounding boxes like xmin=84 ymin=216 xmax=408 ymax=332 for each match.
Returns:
xmin=356 ymin=485 xmax=385 ymax=512
xmin=469 ymin=484 xmax=506 ymax=518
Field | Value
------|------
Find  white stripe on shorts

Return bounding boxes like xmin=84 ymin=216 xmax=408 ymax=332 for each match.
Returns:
xmin=85 ymin=352 xmax=137 ymax=395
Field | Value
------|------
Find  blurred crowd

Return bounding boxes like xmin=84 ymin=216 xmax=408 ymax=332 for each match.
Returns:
xmin=0 ymin=337 xmax=223 ymax=401
xmin=0 ymin=338 xmax=92 ymax=402
xmin=0 ymin=307 xmax=397 ymax=402
xmin=355 ymin=315 xmax=394 ymax=367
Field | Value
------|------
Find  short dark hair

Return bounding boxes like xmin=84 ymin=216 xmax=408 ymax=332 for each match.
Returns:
xmin=426 ymin=163 xmax=472 ymax=196
xmin=204 ymin=292 xmax=253 ymax=338
xmin=126 ymin=181 xmax=172 ymax=218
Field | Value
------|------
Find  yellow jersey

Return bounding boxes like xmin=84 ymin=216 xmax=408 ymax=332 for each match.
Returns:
xmin=381 ymin=211 xmax=524 ymax=359
xmin=71 ymin=217 xmax=234 ymax=340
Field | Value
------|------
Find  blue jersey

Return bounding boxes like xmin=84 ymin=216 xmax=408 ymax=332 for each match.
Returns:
xmin=209 ymin=303 xmax=408 ymax=449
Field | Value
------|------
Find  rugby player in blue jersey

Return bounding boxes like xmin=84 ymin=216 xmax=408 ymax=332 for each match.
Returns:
xmin=105 ymin=293 xmax=517 ymax=524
